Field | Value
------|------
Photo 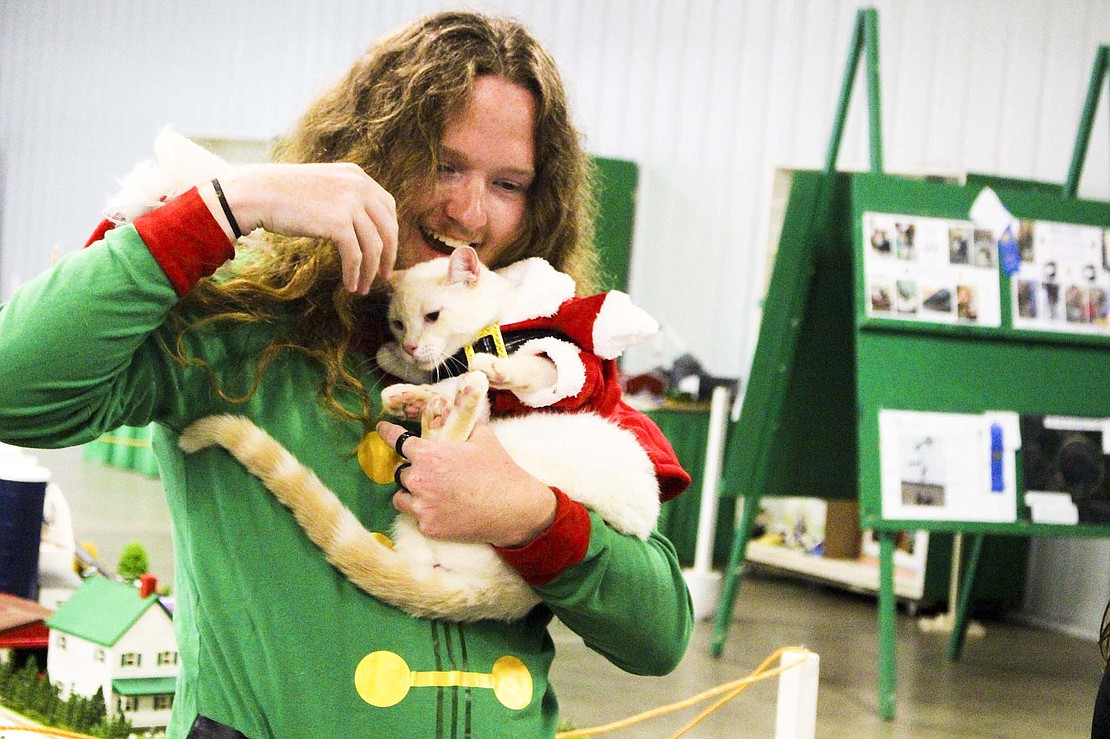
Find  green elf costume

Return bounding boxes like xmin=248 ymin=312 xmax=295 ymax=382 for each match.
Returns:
xmin=0 ymin=184 xmax=694 ymax=737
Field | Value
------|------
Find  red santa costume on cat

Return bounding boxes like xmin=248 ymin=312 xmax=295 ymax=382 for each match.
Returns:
xmin=430 ymin=257 xmax=691 ymax=501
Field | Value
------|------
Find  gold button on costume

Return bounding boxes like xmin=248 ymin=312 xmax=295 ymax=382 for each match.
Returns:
xmin=355 ymin=651 xmax=533 ymax=710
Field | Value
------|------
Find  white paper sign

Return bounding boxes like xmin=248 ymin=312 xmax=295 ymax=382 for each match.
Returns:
xmin=1011 ymin=220 xmax=1110 ymax=335
xmin=878 ymin=409 xmax=1018 ymax=523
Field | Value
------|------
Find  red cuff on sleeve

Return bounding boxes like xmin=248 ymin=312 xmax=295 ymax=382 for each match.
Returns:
xmin=493 ymin=487 xmax=591 ymax=587
xmin=132 ymin=187 xmax=235 ymax=296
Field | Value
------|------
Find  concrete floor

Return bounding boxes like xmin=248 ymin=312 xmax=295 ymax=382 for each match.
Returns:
xmin=30 ymin=446 xmax=1104 ymax=738
xmin=550 ymin=576 xmax=1100 ymax=738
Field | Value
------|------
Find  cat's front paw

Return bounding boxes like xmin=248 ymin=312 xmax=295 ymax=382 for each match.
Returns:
xmin=381 ymin=384 xmax=435 ymax=419
xmin=467 ymin=353 xmax=511 ymax=387
xmin=468 ymin=353 xmax=557 ymax=393
xmin=421 ymin=372 xmax=489 ymax=441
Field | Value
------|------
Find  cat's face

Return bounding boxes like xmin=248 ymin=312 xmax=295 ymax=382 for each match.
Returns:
xmin=386 ymin=248 xmax=497 ymax=371
xmin=386 ymin=284 xmax=479 ymax=371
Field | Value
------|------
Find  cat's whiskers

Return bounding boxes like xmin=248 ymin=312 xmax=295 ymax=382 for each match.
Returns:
xmin=429 ymin=351 xmax=472 ymax=384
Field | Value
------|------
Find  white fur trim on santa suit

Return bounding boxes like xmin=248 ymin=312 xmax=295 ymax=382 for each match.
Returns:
xmin=495 ymin=258 xmax=576 ymax=323
xmin=507 ymin=337 xmax=587 ymax=408
xmin=592 ymin=291 xmax=659 ymax=359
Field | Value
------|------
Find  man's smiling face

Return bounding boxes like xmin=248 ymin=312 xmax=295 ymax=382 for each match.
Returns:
xmin=396 ymin=75 xmax=537 ymax=270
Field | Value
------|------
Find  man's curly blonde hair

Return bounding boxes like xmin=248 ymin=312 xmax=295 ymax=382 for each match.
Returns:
xmin=172 ymin=12 xmax=599 ymax=428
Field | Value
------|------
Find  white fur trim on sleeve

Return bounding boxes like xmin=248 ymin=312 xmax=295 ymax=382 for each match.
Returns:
xmin=593 ymin=291 xmax=659 ymax=359
xmin=509 ymin=337 xmax=586 ymax=408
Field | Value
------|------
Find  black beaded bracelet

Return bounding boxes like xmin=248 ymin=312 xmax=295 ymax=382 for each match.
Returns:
xmin=211 ymin=178 xmax=243 ymax=239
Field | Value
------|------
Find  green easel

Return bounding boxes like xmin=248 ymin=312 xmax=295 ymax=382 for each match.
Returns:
xmin=711 ymin=7 xmax=1110 ymax=721
xmin=710 ymin=6 xmax=884 ymax=661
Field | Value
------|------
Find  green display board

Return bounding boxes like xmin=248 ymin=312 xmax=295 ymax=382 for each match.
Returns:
xmin=852 ymin=174 xmax=1110 ymax=533
xmin=647 ymin=406 xmax=738 ymax=568
xmin=592 ymin=156 xmax=639 ymax=292
xmin=709 ymin=8 xmax=1110 ymax=721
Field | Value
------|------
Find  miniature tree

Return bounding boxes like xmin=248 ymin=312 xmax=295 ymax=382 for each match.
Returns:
xmin=0 ymin=652 xmax=14 ymax=697
xmin=9 ymin=657 xmax=40 ymax=709
xmin=116 ymin=541 xmax=149 ymax=583
xmin=30 ymin=673 xmax=60 ymax=723
xmin=74 ymin=695 xmax=98 ymax=733
xmin=58 ymin=692 xmax=82 ymax=731
xmin=99 ymin=699 xmax=134 ymax=738
xmin=80 ymin=689 xmax=108 ymax=733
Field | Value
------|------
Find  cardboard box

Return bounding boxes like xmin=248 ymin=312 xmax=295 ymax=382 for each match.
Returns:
xmin=822 ymin=500 xmax=861 ymax=560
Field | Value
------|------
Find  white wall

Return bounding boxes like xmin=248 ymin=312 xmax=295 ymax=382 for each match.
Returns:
xmin=3 ymin=0 xmax=1110 ymax=636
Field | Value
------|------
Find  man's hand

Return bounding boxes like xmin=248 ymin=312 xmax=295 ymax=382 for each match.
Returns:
xmin=376 ymin=419 xmax=557 ymax=548
xmin=200 ymin=162 xmax=399 ymax=294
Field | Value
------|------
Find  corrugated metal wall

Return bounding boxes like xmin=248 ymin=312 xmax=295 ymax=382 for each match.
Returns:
xmin=3 ymin=0 xmax=1109 ymax=636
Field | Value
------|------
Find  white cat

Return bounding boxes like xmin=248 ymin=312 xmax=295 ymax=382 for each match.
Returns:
xmin=180 ymin=247 xmax=664 ymax=622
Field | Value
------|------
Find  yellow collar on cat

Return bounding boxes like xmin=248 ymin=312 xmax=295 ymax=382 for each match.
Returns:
xmin=463 ymin=324 xmax=508 ymax=366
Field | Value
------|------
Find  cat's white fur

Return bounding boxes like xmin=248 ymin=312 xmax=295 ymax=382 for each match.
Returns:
xmin=105 ymin=127 xmax=234 ymax=224
xmin=179 ymin=253 xmax=662 ymax=622
xmin=180 ymin=374 xmax=659 ymax=622
xmin=377 ymin=245 xmax=657 ymax=409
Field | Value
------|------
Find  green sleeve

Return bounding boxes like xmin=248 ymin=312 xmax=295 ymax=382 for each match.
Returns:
xmin=535 ymin=512 xmax=694 ymax=675
xmin=0 ymin=225 xmax=202 ymax=447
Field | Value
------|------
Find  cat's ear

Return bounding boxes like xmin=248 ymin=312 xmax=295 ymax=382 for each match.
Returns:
xmin=446 ymin=246 xmax=481 ymax=286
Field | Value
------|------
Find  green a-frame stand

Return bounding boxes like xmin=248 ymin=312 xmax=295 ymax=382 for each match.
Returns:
xmin=709 ymin=8 xmax=1110 ymax=720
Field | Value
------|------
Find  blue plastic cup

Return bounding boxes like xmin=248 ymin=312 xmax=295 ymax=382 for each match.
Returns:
xmin=0 ymin=460 xmax=51 ymax=600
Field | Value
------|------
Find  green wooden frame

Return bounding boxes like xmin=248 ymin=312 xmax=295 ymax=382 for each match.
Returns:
xmin=710 ymin=6 xmax=1110 ymax=721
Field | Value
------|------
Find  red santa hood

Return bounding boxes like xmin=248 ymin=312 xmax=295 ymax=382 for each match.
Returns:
xmin=494 ymin=257 xmax=658 ymax=359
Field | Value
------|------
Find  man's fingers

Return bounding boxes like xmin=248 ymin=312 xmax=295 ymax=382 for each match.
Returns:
xmin=392 ymin=489 xmax=414 ymax=515
xmin=351 ymin=210 xmax=384 ymax=293
xmin=334 ymin=226 xmax=363 ymax=293
xmin=365 ymin=189 xmax=398 ymax=280
xmin=377 ymin=421 xmax=418 ymax=457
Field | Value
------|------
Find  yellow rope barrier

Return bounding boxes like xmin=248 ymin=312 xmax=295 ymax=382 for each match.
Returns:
xmin=555 ymin=646 xmax=812 ymax=739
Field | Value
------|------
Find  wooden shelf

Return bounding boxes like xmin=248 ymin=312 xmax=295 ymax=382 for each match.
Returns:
xmin=745 ymin=542 xmax=925 ymax=600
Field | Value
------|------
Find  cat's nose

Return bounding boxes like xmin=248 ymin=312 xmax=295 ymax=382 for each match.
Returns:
xmin=403 ymin=342 xmax=418 ymax=355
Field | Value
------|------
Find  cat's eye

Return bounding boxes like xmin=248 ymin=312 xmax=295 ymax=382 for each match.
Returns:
xmin=424 ymin=311 xmax=440 ymax=324
xmin=389 ymin=319 xmax=403 ymax=333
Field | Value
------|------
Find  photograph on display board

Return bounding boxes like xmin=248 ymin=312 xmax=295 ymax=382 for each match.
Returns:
xmin=878 ymin=409 xmax=1018 ymax=523
xmin=898 ymin=429 xmax=946 ymax=507
xmin=1021 ymin=415 xmax=1110 ymax=524
xmin=863 ymin=212 xmax=1002 ymax=327
xmin=1010 ymin=221 xmax=1110 ymax=334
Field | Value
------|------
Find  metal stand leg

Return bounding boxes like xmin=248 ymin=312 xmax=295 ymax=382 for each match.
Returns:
xmin=710 ymin=492 xmax=761 ymax=657
xmin=947 ymin=533 xmax=985 ymax=661
xmin=878 ymin=531 xmax=897 ymax=720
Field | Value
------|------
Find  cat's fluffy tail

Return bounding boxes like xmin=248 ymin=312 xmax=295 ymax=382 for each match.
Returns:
xmin=178 ymin=415 xmax=537 ymax=622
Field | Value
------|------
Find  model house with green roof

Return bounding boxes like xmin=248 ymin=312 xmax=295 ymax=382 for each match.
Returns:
xmin=45 ymin=575 xmax=177 ymax=730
